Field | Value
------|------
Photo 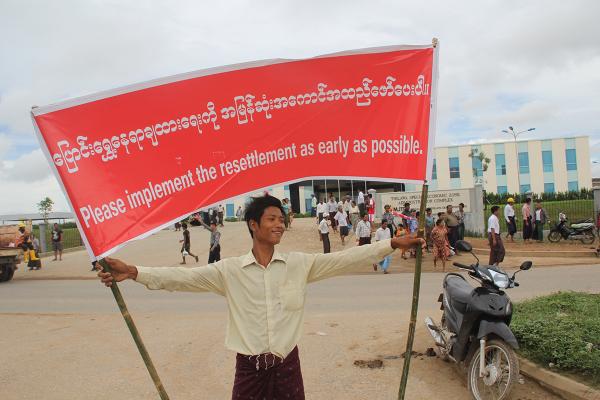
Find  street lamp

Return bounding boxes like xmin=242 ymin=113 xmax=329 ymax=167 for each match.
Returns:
xmin=502 ymin=126 xmax=535 ymax=195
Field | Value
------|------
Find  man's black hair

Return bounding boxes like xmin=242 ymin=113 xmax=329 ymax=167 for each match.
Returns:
xmin=525 ymin=197 xmax=532 ymax=203
xmin=182 ymin=222 xmax=188 ymax=229
xmin=244 ymin=195 xmax=285 ymax=238
xmin=491 ymin=205 xmax=500 ymax=213
xmin=426 ymin=207 xmax=432 ymax=212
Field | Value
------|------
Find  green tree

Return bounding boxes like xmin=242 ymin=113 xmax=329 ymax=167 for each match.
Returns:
xmin=468 ymin=148 xmax=491 ymax=184
xmin=37 ymin=197 xmax=54 ymax=223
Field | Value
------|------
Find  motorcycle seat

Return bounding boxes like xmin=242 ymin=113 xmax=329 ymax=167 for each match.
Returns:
xmin=571 ymin=222 xmax=593 ymax=229
xmin=444 ymin=274 xmax=474 ymax=305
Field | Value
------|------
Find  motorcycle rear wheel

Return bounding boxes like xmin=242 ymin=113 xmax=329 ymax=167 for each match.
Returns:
xmin=547 ymin=231 xmax=562 ymax=243
xmin=467 ymin=339 xmax=519 ymax=400
xmin=581 ymin=231 xmax=595 ymax=245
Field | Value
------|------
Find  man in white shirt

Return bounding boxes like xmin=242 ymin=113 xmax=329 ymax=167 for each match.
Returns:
xmin=357 ymin=190 xmax=365 ymax=217
xmin=310 ymin=194 xmax=317 ymax=218
xmin=487 ymin=205 xmax=505 ymax=266
xmin=97 ymin=195 xmax=423 ymax=399
xmin=318 ymin=214 xmax=331 ymax=253
xmin=327 ymin=195 xmax=339 ymax=232
xmin=504 ymin=198 xmax=516 ymax=242
xmin=374 ymin=220 xmax=392 ymax=274
xmin=217 ymin=204 xmax=225 ymax=227
xmin=334 ymin=205 xmax=349 ymax=245
xmin=316 ymin=199 xmax=326 ymax=223
xmin=356 ymin=214 xmax=372 ymax=246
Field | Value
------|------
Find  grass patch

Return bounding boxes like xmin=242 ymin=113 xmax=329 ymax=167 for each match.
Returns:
xmin=512 ymin=291 xmax=600 ymax=388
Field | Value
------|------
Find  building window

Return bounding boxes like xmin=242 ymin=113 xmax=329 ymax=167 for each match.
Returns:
xmin=565 ymin=149 xmax=577 ymax=171
xmin=544 ymin=183 xmax=555 ymax=193
xmin=495 ymin=154 xmax=506 ymax=176
xmin=518 ymin=152 xmax=530 ymax=174
xmin=497 ymin=185 xmax=508 ymax=194
xmin=432 ymin=159 xmax=437 ymax=180
xmin=520 ymin=184 xmax=531 ymax=193
xmin=449 ymin=157 xmax=460 ymax=179
xmin=472 ymin=154 xmax=483 ymax=177
xmin=542 ymin=150 xmax=553 ymax=172
xmin=568 ymin=181 xmax=579 ymax=192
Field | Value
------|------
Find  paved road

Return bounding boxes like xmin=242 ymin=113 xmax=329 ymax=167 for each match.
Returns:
xmin=1 ymin=264 xmax=597 ymax=314
xmin=2 ymin=264 xmax=596 ymax=400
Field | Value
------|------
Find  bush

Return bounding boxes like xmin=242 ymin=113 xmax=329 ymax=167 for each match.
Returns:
xmin=512 ymin=292 xmax=600 ymax=387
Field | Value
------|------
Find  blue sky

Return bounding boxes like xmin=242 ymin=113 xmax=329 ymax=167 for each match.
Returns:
xmin=1 ymin=0 xmax=599 ymax=213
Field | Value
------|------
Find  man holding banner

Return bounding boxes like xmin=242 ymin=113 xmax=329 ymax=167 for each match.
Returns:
xmin=98 ymin=194 xmax=424 ymax=399
xmin=32 ymin=42 xmax=438 ymax=399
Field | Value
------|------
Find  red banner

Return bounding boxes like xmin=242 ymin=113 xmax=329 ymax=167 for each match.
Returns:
xmin=32 ymin=45 xmax=439 ymax=258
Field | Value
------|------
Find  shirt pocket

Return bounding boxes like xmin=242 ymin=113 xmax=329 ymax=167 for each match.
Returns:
xmin=279 ymin=282 xmax=305 ymax=311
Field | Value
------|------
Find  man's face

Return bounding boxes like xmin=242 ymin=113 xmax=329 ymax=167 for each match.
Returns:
xmin=535 ymin=202 xmax=541 ymax=209
xmin=54 ymin=224 xmax=58 ymax=228
xmin=382 ymin=222 xmax=387 ymax=229
xmin=459 ymin=204 xmax=464 ymax=210
xmin=446 ymin=206 xmax=453 ymax=213
xmin=252 ymin=206 xmax=285 ymax=245
xmin=210 ymin=223 xmax=217 ymax=232
xmin=363 ymin=215 xmax=368 ymax=222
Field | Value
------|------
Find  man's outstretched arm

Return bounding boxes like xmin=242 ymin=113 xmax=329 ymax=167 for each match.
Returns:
xmin=97 ymin=257 xmax=226 ymax=295
xmin=306 ymin=236 xmax=425 ymax=283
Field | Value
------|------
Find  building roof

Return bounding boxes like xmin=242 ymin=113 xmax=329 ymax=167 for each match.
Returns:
xmin=0 ymin=212 xmax=75 ymax=222
xmin=438 ymin=135 xmax=589 ymax=149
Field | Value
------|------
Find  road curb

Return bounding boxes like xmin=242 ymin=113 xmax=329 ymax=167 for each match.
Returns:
xmin=519 ymin=357 xmax=600 ymax=400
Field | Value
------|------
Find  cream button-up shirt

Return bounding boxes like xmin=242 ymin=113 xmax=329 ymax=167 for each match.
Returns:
xmin=136 ymin=239 xmax=394 ymax=358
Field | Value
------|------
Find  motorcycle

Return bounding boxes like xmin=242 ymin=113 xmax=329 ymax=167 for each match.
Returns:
xmin=547 ymin=216 xmax=595 ymax=244
xmin=425 ymin=240 xmax=532 ymax=400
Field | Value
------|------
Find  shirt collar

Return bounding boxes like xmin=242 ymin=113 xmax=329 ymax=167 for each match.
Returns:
xmin=241 ymin=249 xmax=286 ymax=268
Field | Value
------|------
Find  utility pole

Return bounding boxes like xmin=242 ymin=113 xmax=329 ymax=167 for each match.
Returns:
xmin=502 ymin=126 xmax=535 ymax=195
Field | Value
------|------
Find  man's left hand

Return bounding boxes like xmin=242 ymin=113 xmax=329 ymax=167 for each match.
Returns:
xmin=391 ymin=236 xmax=426 ymax=251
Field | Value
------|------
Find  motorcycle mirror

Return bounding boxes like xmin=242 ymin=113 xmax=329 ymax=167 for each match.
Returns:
xmin=455 ymin=240 xmax=472 ymax=252
xmin=520 ymin=261 xmax=533 ymax=270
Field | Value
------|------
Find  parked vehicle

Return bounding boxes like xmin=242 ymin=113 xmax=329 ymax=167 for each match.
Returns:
xmin=547 ymin=215 xmax=595 ymax=244
xmin=425 ymin=240 xmax=532 ymax=400
xmin=0 ymin=222 xmax=32 ymax=283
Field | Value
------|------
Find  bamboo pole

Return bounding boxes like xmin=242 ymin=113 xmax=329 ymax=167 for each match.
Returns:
xmin=398 ymin=182 xmax=429 ymax=400
xmin=98 ymin=259 xmax=170 ymax=400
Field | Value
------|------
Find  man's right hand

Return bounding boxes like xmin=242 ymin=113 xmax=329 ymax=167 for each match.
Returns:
xmin=97 ymin=257 xmax=137 ymax=287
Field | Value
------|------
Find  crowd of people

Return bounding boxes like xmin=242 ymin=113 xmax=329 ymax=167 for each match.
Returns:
xmin=313 ymin=191 xmax=469 ymax=273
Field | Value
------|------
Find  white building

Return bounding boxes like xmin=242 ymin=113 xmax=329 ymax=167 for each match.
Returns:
xmin=218 ymin=136 xmax=592 ymax=217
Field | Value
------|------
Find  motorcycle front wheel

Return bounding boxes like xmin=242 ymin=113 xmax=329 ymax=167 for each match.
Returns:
xmin=467 ymin=339 xmax=519 ymax=400
xmin=547 ymin=231 xmax=562 ymax=243
xmin=581 ymin=231 xmax=596 ymax=245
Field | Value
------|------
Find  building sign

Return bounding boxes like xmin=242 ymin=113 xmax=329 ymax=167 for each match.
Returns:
xmin=378 ymin=188 xmax=470 ymax=216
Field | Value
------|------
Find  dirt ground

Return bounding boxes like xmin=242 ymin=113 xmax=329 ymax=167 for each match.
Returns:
xmin=0 ymin=311 xmax=560 ymax=400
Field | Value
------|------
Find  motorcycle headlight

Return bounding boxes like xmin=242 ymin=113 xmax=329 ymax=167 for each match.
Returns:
xmin=489 ymin=269 xmax=509 ymax=289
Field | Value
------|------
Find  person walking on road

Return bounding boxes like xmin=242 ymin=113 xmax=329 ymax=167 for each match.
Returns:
xmin=504 ymin=198 xmax=517 ymax=242
xmin=357 ymin=190 xmax=366 ymax=217
xmin=179 ymin=223 xmax=199 ymax=264
xmin=96 ymin=195 xmax=424 ymax=400
xmin=349 ymin=201 xmax=360 ymax=233
xmin=455 ymin=203 xmax=465 ymax=241
xmin=431 ymin=219 xmax=449 ymax=271
xmin=488 ymin=205 xmax=505 ymax=266
xmin=444 ymin=204 xmax=459 ymax=250
xmin=236 ymin=206 xmax=244 ymax=221
xmin=318 ymin=214 xmax=331 ymax=253
xmin=327 ymin=196 xmax=338 ymax=232
xmin=367 ymin=193 xmax=375 ymax=223
xmin=356 ymin=214 xmax=372 ymax=246
xmin=310 ymin=194 xmax=317 ymax=218
xmin=533 ymin=199 xmax=548 ymax=242
xmin=217 ymin=204 xmax=225 ymax=227
xmin=51 ymin=223 xmax=63 ymax=261
xmin=522 ymin=197 xmax=533 ymax=243
xmin=334 ymin=205 xmax=349 ymax=245
xmin=374 ymin=220 xmax=392 ymax=274
xmin=317 ymin=199 xmax=327 ymax=223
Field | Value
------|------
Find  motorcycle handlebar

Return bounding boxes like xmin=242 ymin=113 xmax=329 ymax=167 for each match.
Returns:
xmin=453 ymin=262 xmax=472 ymax=270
